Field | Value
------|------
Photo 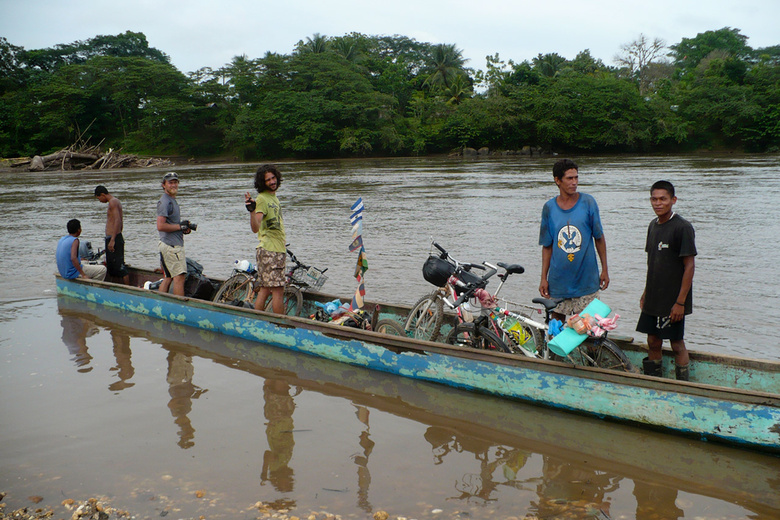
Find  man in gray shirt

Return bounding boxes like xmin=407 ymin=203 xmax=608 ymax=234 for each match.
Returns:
xmin=156 ymin=172 xmax=195 ymax=295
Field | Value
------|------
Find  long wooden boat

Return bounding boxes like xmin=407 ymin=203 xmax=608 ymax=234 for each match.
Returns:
xmin=57 ymin=295 xmax=780 ymax=515
xmin=55 ymin=267 xmax=780 ymax=454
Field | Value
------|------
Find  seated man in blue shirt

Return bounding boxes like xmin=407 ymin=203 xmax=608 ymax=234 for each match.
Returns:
xmin=56 ymin=219 xmax=107 ymax=281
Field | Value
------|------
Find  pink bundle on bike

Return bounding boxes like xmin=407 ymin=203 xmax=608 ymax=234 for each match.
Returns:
xmin=589 ymin=314 xmax=620 ymax=337
xmin=473 ymin=288 xmax=497 ymax=308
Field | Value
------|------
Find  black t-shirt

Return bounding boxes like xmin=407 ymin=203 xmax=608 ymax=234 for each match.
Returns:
xmin=643 ymin=213 xmax=697 ymax=317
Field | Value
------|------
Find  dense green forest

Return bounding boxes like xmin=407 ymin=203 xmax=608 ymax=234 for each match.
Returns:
xmin=1 ymin=28 xmax=779 ymax=159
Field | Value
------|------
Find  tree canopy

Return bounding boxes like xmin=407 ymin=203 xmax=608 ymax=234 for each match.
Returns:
xmin=1 ymin=27 xmax=778 ymax=159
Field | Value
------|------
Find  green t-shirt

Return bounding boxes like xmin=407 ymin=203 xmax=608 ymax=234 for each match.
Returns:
xmin=256 ymin=191 xmax=286 ymax=253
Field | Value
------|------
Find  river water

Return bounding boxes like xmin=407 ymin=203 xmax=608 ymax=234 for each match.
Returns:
xmin=1 ymin=155 xmax=779 ymax=519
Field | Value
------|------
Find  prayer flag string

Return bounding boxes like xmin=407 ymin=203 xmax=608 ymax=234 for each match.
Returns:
xmin=349 ymin=198 xmax=367 ymax=310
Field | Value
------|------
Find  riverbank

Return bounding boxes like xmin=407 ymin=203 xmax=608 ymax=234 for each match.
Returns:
xmin=0 ymin=494 xmax=372 ymax=520
xmin=2 ymin=148 xmax=764 ymax=174
xmin=0 ymin=494 xmax=437 ymax=520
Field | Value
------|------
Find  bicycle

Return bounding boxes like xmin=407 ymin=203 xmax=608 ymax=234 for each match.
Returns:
xmin=408 ymin=242 xmax=637 ymax=372
xmin=448 ymin=263 xmax=638 ymax=372
xmin=404 ymin=241 xmax=488 ymax=341
xmin=213 ymin=247 xmax=328 ymax=316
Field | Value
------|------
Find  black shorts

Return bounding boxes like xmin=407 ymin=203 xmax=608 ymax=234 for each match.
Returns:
xmin=636 ymin=312 xmax=685 ymax=341
xmin=105 ymin=233 xmax=129 ymax=277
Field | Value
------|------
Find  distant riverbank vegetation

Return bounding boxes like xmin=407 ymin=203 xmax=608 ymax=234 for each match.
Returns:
xmin=1 ymin=27 xmax=778 ymax=160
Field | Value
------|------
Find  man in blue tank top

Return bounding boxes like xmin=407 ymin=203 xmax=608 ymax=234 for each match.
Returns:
xmin=56 ymin=219 xmax=107 ymax=281
xmin=538 ymin=159 xmax=609 ymax=319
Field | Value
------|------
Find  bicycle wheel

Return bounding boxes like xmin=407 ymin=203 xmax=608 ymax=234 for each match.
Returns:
xmin=570 ymin=337 xmax=639 ymax=373
xmin=264 ymin=286 xmax=304 ymax=316
xmin=374 ymin=319 xmax=407 ymax=336
xmin=404 ymin=292 xmax=444 ymax=341
xmin=446 ymin=322 xmax=511 ymax=353
xmin=213 ymin=272 xmax=253 ymax=304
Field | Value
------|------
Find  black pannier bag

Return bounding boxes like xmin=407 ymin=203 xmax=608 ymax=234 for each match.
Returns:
xmin=422 ymin=255 xmax=455 ymax=287
xmin=453 ymin=269 xmax=482 ymax=295
xmin=184 ymin=258 xmax=218 ymax=300
xmin=184 ymin=274 xmax=217 ymax=300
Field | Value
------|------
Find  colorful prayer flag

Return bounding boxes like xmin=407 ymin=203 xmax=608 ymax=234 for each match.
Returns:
xmin=349 ymin=198 xmax=367 ymax=310
xmin=349 ymin=235 xmax=363 ymax=252
xmin=354 ymin=249 xmax=368 ymax=280
xmin=351 ymin=220 xmax=363 ymax=239
xmin=350 ymin=282 xmax=366 ymax=310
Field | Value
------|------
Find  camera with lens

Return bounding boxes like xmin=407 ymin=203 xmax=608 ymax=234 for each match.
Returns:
xmin=180 ymin=220 xmax=198 ymax=232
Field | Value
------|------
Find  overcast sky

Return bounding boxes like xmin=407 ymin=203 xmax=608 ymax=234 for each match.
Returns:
xmin=1 ymin=0 xmax=778 ymax=74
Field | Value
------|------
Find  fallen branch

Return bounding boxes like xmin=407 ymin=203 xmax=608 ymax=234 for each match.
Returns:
xmin=25 ymin=142 xmax=172 ymax=171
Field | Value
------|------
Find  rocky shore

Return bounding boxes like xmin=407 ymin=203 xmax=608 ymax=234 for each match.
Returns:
xmin=0 ymin=494 xmax=405 ymax=520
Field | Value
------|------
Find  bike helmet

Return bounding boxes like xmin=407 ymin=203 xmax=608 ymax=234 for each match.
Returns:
xmin=422 ymin=255 xmax=455 ymax=287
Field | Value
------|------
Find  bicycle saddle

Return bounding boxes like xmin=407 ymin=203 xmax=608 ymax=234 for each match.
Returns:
xmin=532 ymin=297 xmax=564 ymax=311
xmin=496 ymin=262 xmax=525 ymax=280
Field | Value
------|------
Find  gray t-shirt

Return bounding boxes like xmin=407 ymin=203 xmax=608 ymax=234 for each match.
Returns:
xmin=157 ymin=193 xmax=184 ymax=247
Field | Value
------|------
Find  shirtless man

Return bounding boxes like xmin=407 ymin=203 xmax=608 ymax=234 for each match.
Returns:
xmin=95 ymin=185 xmax=129 ymax=284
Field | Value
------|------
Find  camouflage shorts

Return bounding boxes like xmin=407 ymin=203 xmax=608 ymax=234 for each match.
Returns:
xmin=255 ymin=248 xmax=286 ymax=288
xmin=552 ymin=291 xmax=600 ymax=317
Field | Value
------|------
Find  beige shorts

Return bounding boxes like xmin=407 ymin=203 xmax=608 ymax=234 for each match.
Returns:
xmin=256 ymin=248 xmax=286 ymax=288
xmin=82 ymin=263 xmax=107 ymax=281
xmin=553 ymin=291 xmax=600 ymax=316
xmin=159 ymin=242 xmax=187 ymax=277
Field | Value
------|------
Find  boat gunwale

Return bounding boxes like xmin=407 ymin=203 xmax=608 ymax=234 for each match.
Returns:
xmin=55 ymin=270 xmax=780 ymax=408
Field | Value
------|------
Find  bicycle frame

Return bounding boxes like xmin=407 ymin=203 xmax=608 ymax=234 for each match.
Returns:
xmin=489 ymin=306 xmax=550 ymax=358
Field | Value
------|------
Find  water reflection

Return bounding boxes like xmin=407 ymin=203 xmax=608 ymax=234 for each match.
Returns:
xmin=533 ymin=457 xmax=620 ymax=518
xmin=60 ymin=313 xmax=97 ymax=372
xmin=166 ymin=351 xmax=206 ymax=449
xmin=633 ymin=480 xmax=683 ymax=520
xmin=260 ymin=379 xmax=296 ymax=495
xmin=425 ymin=426 xmax=531 ymax=504
xmin=353 ymin=405 xmax=374 ymax=512
xmin=51 ymin=296 xmax=780 ymax=518
xmin=60 ymin=308 xmax=137 ymax=387
xmin=108 ymin=329 xmax=134 ymax=391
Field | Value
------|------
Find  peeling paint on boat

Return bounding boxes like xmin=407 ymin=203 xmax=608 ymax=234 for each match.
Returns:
xmin=55 ymin=275 xmax=780 ymax=454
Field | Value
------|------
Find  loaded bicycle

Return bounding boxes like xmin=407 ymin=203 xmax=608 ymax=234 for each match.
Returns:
xmin=403 ymin=242 xmax=483 ymax=341
xmin=213 ymin=247 xmax=328 ymax=315
xmin=407 ymin=241 xmax=637 ymax=372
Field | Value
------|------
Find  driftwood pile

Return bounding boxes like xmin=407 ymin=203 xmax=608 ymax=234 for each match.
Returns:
xmin=16 ymin=143 xmax=173 ymax=171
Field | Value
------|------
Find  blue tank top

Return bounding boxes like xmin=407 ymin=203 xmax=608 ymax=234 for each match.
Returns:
xmin=56 ymin=235 xmax=80 ymax=279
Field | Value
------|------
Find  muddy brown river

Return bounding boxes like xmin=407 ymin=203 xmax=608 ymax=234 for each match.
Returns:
xmin=1 ymin=154 xmax=779 ymax=519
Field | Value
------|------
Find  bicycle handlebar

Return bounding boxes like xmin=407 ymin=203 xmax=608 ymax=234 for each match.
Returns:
xmin=431 ymin=240 xmax=489 ymax=273
xmin=432 ymin=241 xmax=447 ymax=259
xmin=286 ymin=246 xmax=328 ymax=274
xmin=447 ymin=264 xmax=498 ymax=308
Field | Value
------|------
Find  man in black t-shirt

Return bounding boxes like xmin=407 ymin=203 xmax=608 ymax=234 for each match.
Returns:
xmin=636 ymin=181 xmax=697 ymax=380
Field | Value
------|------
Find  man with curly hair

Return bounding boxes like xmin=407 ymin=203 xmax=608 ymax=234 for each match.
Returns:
xmin=245 ymin=164 xmax=286 ymax=313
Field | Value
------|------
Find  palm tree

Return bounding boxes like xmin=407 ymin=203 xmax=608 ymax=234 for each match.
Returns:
xmin=424 ymin=43 xmax=467 ymax=89
xmin=445 ymin=74 xmax=470 ymax=105
xmin=532 ymin=53 xmax=567 ymax=77
xmin=332 ymin=38 xmax=361 ymax=63
xmin=297 ymin=33 xmax=329 ymax=54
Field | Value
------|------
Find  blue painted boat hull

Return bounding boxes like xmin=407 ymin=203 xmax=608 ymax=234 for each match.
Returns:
xmin=56 ymin=275 xmax=780 ymax=454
